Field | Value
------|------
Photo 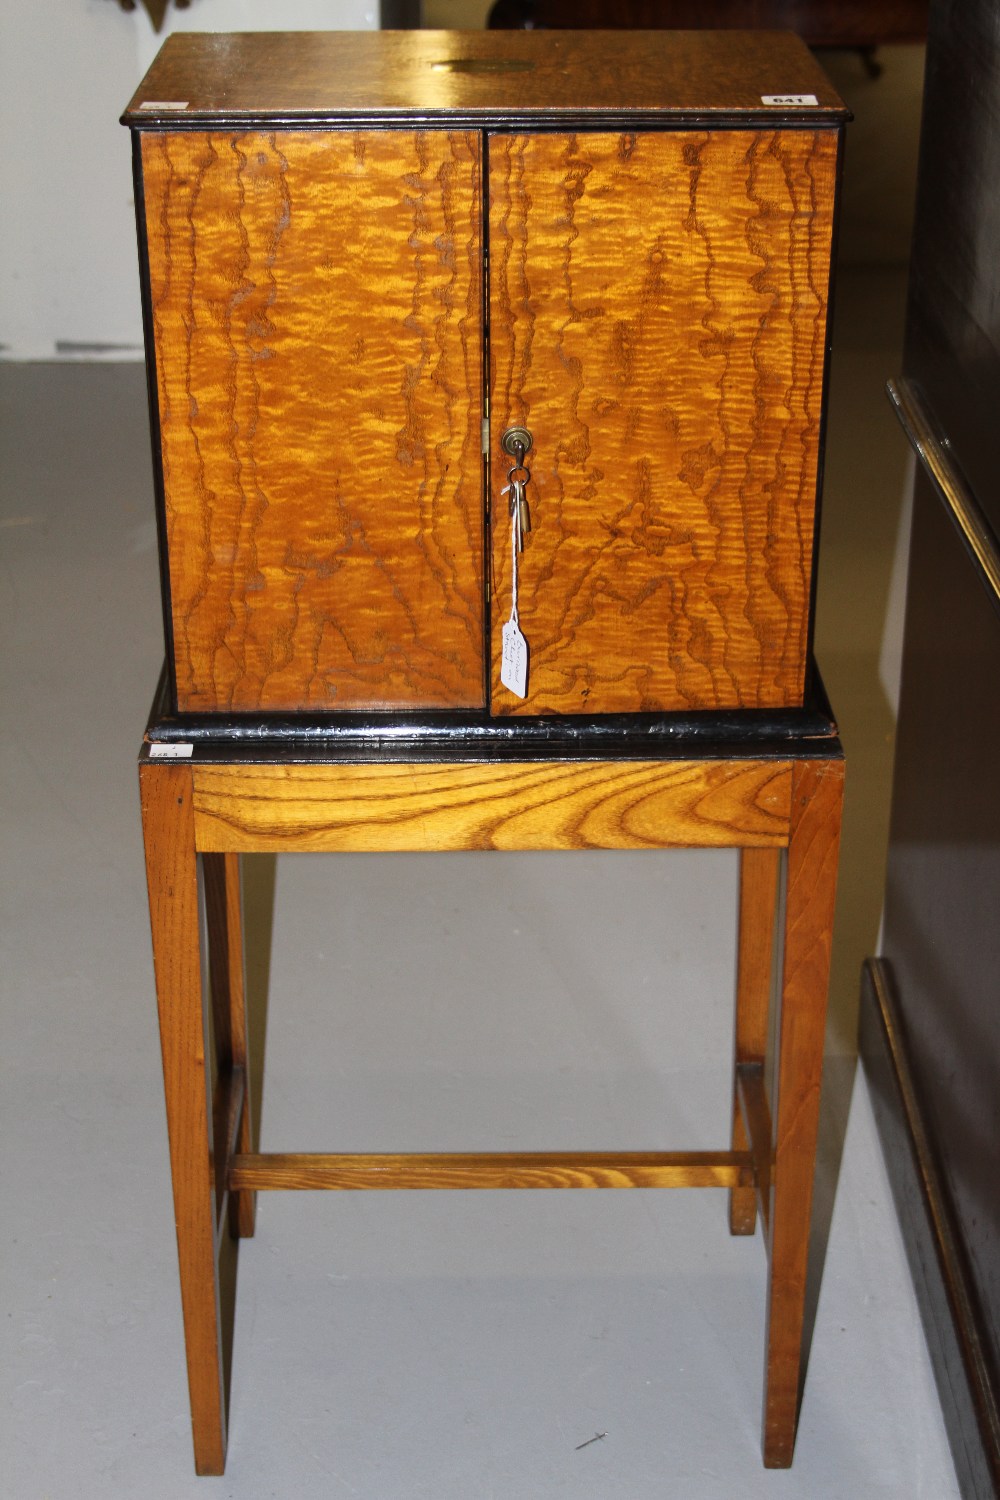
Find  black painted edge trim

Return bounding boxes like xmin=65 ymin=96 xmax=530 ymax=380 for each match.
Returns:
xmin=481 ymin=130 xmax=493 ymax=709
xmin=860 ymin=958 xmax=1000 ymax=1500
xmin=141 ymin=661 xmax=842 ymax=764
xmin=132 ymin=131 xmax=179 ymax=711
xmin=805 ymin=123 xmax=847 ymax=673
xmin=122 ymin=110 xmax=848 ymax=133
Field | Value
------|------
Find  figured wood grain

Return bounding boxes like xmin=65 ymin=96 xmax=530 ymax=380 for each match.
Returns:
xmin=191 ymin=758 xmax=792 ymax=852
xmin=124 ymin=30 xmax=849 ymax=124
xmin=763 ymin=756 xmax=843 ymax=1466
xmin=139 ymin=762 xmax=228 ymax=1475
xmin=142 ymin=129 xmax=484 ymax=713
xmin=489 ymin=129 xmax=838 ymax=715
xmin=228 ymin=1150 xmax=754 ymax=1191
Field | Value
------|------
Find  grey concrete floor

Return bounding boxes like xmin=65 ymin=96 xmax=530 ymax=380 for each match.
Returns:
xmin=0 ymin=263 xmax=960 ymax=1498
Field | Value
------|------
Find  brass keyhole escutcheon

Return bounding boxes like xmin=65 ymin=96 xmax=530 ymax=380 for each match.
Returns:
xmin=501 ymin=426 xmax=532 ymax=460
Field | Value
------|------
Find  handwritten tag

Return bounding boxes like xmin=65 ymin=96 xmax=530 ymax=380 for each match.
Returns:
xmin=149 ymin=742 xmax=193 ymax=758
xmin=501 ymin=619 xmax=528 ymax=698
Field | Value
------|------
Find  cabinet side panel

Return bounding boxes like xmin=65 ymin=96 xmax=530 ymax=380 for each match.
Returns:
xmin=489 ymin=129 xmax=837 ymax=715
xmin=141 ymin=130 xmax=484 ymax=713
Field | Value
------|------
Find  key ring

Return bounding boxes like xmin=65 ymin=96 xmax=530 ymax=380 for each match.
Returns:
xmin=504 ymin=464 xmax=530 ymax=513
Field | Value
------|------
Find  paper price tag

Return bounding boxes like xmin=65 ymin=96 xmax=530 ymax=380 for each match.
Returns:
xmin=148 ymin=742 xmax=193 ymax=759
xmin=500 ymin=619 xmax=528 ymax=698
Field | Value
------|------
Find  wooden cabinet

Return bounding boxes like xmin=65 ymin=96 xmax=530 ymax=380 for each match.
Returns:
xmin=126 ymin=30 xmax=845 ymax=723
xmin=128 ymin=34 xmax=849 ymax=1475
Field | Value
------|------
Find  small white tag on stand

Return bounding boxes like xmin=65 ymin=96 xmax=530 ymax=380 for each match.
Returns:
xmin=501 ymin=619 xmax=528 ymax=698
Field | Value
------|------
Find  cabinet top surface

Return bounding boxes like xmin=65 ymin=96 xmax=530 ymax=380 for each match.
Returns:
xmin=123 ymin=29 xmax=847 ymax=126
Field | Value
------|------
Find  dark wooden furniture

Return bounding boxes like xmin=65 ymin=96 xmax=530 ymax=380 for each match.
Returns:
xmin=125 ymin=30 xmax=847 ymax=1475
xmin=486 ymin=0 xmax=929 ymax=51
xmin=861 ymin=2 xmax=1000 ymax=1495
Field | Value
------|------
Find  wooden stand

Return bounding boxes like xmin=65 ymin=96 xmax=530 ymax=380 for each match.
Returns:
xmin=139 ymin=697 xmax=843 ymax=1476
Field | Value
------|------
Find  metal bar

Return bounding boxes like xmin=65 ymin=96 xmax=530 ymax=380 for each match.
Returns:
xmin=887 ymin=378 xmax=1000 ymax=608
xmin=862 ymin=958 xmax=1000 ymax=1480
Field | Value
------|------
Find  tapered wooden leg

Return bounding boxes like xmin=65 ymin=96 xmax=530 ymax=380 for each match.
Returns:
xmin=140 ymin=761 xmax=228 ymax=1476
xmin=762 ymin=757 xmax=844 ymax=1468
xmin=204 ymin=852 xmax=256 ymax=1239
xmin=730 ymin=847 xmax=779 ymax=1235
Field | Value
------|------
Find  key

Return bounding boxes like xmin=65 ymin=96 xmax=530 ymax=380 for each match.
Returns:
xmin=509 ymin=477 xmax=525 ymax=551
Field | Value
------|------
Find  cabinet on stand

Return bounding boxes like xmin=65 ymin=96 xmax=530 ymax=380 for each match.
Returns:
xmin=125 ymin=29 xmax=847 ymax=1474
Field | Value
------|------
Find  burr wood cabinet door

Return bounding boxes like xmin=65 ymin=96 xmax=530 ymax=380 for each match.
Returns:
xmin=488 ymin=129 xmax=838 ymax=715
xmin=141 ymin=130 xmax=484 ymax=714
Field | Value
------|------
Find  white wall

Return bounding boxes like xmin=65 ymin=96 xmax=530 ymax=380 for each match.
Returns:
xmin=0 ymin=1 xmax=379 ymax=360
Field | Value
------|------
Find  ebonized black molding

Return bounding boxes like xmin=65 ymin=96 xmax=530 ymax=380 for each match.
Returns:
xmin=131 ymin=130 xmax=178 ymax=705
xmin=142 ymin=661 xmax=841 ymax=765
xmin=861 ymin=959 xmax=1000 ymax=1500
xmin=126 ymin=111 xmax=847 ymax=132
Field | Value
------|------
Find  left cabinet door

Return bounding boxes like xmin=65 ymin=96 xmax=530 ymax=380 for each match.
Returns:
xmin=140 ymin=130 xmax=485 ymax=714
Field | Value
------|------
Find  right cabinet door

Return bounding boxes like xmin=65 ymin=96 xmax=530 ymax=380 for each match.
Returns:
xmin=488 ymin=129 xmax=839 ymax=716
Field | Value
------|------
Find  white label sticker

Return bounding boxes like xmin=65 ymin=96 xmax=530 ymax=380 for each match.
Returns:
xmin=500 ymin=620 xmax=528 ymax=698
xmin=139 ymin=100 xmax=190 ymax=110
xmin=761 ymin=94 xmax=819 ymax=107
xmin=149 ymin=741 xmax=194 ymax=758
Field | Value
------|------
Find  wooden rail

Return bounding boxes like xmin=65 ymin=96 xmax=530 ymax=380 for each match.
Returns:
xmin=228 ymin=1150 xmax=755 ymax=1192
